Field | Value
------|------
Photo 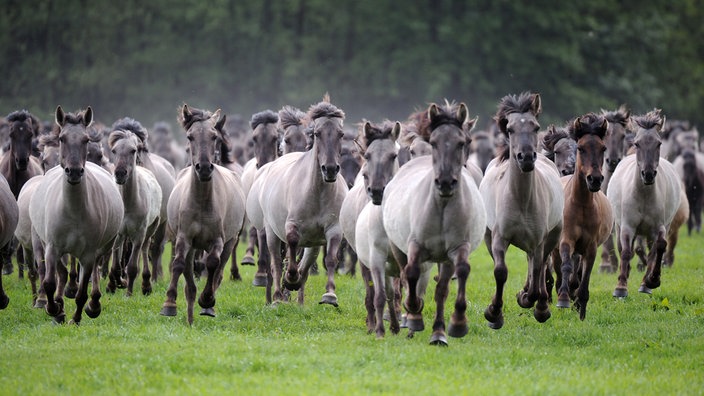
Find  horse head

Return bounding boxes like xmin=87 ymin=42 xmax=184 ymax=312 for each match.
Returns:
xmin=602 ymin=105 xmax=630 ymax=173
xmin=55 ymin=105 xmax=94 ymax=185
xmin=632 ymin=109 xmax=665 ymax=185
xmin=109 ymin=129 xmax=142 ymax=185
xmin=360 ymin=120 xmax=400 ymax=204
xmin=6 ymin=110 xmax=37 ymax=171
xmin=308 ymin=98 xmax=345 ymax=183
xmin=180 ymin=104 xmax=225 ymax=182
xmin=570 ymin=113 xmax=608 ymax=192
xmin=496 ymin=92 xmax=541 ymax=173
xmin=278 ymin=106 xmax=309 ymax=154
xmin=250 ymin=110 xmax=280 ymax=169
xmin=424 ymin=101 xmax=475 ymax=197
xmin=542 ymin=124 xmax=576 ymax=176
xmin=470 ymin=130 xmax=496 ymax=173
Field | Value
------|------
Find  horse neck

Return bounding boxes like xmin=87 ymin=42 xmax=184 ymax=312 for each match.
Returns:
xmin=118 ymin=168 xmax=141 ymax=202
xmin=567 ymin=167 xmax=594 ymax=205
xmin=507 ymin=156 xmax=539 ymax=197
xmin=188 ymin=165 xmax=217 ymax=203
xmin=300 ymin=145 xmax=326 ymax=191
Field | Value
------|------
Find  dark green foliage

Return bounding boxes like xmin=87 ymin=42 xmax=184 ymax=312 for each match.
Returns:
xmin=0 ymin=1 xmax=701 ymax=130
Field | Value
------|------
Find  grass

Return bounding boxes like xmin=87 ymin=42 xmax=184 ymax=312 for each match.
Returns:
xmin=0 ymin=229 xmax=703 ymax=395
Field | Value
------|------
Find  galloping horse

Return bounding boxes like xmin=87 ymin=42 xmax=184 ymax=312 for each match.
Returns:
xmin=339 ymin=120 xmax=400 ymax=335
xmin=0 ymin=174 xmax=19 ymax=309
xmin=607 ymin=109 xmax=682 ymax=297
xmin=239 ymin=110 xmax=280 ymax=277
xmin=541 ymin=124 xmax=577 ymax=176
xmin=246 ymin=96 xmax=348 ymax=306
xmin=0 ymin=110 xmax=43 ymax=276
xmin=30 ymin=106 xmax=124 ymax=324
xmin=480 ymin=92 xmax=564 ymax=329
xmin=278 ymin=106 xmax=310 ymax=154
xmin=160 ymin=105 xmax=245 ymax=325
xmin=377 ymin=101 xmax=485 ymax=345
xmin=107 ymin=124 xmax=162 ymax=296
xmin=551 ymin=113 xmax=613 ymax=320
xmin=598 ymin=105 xmax=631 ymax=273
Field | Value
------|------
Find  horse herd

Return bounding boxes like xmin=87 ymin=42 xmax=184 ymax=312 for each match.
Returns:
xmin=0 ymin=92 xmax=699 ymax=346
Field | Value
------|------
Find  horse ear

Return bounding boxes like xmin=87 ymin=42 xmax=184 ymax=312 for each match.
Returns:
xmin=465 ymin=116 xmax=478 ymax=133
xmin=83 ymin=106 xmax=93 ymax=127
xmin=391 ymin=122 xmax=401 ymax=142
xmin=619 ymin=104 xmax=631 ymax=119
xmin=531 ymin=93 xmax=542 ymax=116
xmin=497 ymin=117 xmax=508 ymax=134
xmin=457 ymin=103 xmax=469 ymax=125
xmin=363 ymin=121 xmax=373 ymax=140
xmin=55 ymin=105 xmax=65 ymax=127
xmin=659 ymin=115 xmax=666 ymax=133
xmin=428 ymin=103 xmax=440 ymax=121
xmin=181 ymin=104 xmax=192 ymax=126
xmin=214 ymin=110 xmax=226 ymax=132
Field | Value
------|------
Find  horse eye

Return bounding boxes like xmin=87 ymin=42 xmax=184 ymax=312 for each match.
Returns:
xmin=186 ymin=135 xmax=194 ymax=141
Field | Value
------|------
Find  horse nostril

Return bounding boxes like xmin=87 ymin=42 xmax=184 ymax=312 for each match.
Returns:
xmin=517 ymin=153 xmax=524 ymax=161
xmin=450 ymin=179 xmax=458 ymax=189
xmin=532 ymin=152 xmax=537 ymax=160
xmin=562 ymin=169 xmax=570 ymax=176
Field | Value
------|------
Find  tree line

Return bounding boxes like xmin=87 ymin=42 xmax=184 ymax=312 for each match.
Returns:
xmin=0 ymin=0 xmax=701 ymax=134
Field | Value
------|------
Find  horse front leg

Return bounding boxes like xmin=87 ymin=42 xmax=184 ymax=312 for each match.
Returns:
xmin=70 ymin=255 xmax=97 ymax=325
xmin=266 ymin=227 xmax=285 ymax=304
xmin=140 ymin=244 xmax=152 ymax=296
xmin=32 ymin=232 xmax=47 ymax=309
xmin=556 ymin=240 xmax=575 ymax=309
xmin=403 ymin=241 xmax=426 ymax=333
xmin=319 ymin=229 xmax=342 ymax=307
xmin=575 ymin=243 xmax=597 ymax=320
xmin=198 ymin=237 xmax=225 ymax=317
xmin=240 ymin=225 xmax=258 ymax=266
xmin=183 ymin=250 xmax=197 ymax=325
xmin=485 ymin=234 xmax=509 ymax=330
xmin=107 ymin=238 xmax=126 ymax=294
xmin=640 ymin=227 xmax=667 ymax=294
xmin=429 ymin=261 xmax=453 ymax=346
xmin=160 ymin=236 xmax=190 ymax=316
xmin=295 ymin=247 xmax=320 ymax=305
xmin=521 ymin=244 xmax=551 ymax=323
xmin=599 ymin=231 xmax=618 ymax=273
xmin=282 ymin=222 xmax=302 ymax=291
xmin=148 ymin=222 xmax=167 ymax=282
xmin=252 ymin=227 xmax=269 ymax=288
xmin=126 ymin=237 xmax=146 ymax=297
xmin=613 ymin=227 xmax=634 ymax=298
xmin=447 ymin=244 xmax=471 ymax=342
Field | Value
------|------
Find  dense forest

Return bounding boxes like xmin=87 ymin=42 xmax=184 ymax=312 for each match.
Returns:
xmin=0 ymin=0 xmax=701 ymax=134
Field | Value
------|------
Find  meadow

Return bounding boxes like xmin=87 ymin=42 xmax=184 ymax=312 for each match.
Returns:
xmin=0 ymin=230 xmax=702 ymax=395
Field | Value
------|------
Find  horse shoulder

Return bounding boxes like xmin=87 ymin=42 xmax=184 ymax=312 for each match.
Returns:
xmin=340 ymin=181 xmax=368 ymax=247
xmin=0 ymin=175 xmax=18 ymax=247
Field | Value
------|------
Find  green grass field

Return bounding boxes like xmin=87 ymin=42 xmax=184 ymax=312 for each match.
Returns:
xmin=0 ymin=229 xmax=702 ymax=395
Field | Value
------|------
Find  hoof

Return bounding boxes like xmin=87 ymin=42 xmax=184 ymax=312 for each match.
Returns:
xmin=429 ymin=331 xmax=448 ymax=346
xmin=556 ymin=298 xmax=571 ymax=309
xmin=2 ymin=264 xmax=13 ymax=276
xmin=0 ymin=294 xmax=8 ymax=310
xmin=85 ymin=302 xmax=101 ymax=318
xmin=198 ymin=294 xmax=215 ymax=309
xmin=160 ymin=303 xmax=178 ymax=317
xmin=598 ymin=263 xmax=615 ymax=274
xmin=125 ymin=290 xmax=133 ymax=297
xmin=52 ymin=312 xmax=66 ymax=324
xmin=282 ymin=275 xmax=302 ymax=291
xmin=534 ymin=308 xmax=551 ymax=323
xmin=643 ymin=277 xmax=661 ymax=290
xmin=230 ymin=273 xmax=242 ymax=282
xmin=34 ymin=298 xmax=47 ymax=309
xmin=484 ymin=306 xmax=504 ymax=330
xmin=252 ymin=274 xmax=268 ymax=287
xmin=613 ymin=287 xmax=628 ymax=298
xmin=68 ymin=319 xmax=80 ymax=326
xmin=241 ymin=256 xmax=255 ymax=266
xmin=405 ymin=313 xmax=424 ymax=332
xmin=638 ymin=284 xmax=653 ymax=294
xmin=142 ymin=286 xmax=152 ymax=296
xmin=64 ymin=287 xmax=77 ymax=299
xmin=516 ymin=290 xmax=534 ymax=308
xmin=200 ymin=307 xmax=216 ymax=317
xmin=448 ymin=322 xmax=468 ymax=338
xmin=105 ymin=283 xmax=116 ymax=294
xmin=400 ymin=314 xmax=408 ymax=329
xmin=318 ymin=293 xmax=339 ymax=307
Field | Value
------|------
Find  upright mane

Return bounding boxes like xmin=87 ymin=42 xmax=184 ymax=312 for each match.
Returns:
xmin=416 ymin=100 xmax=464 ymax=141
xmin=178 ymin=106 xmax=215 ymax=131
xmin=278 ymin=106 xmax=306 ymax=129
xmin=357 ymin=120 xmax=398 ymax=151
xmin=494 ymin=92 xmax=541 ymax=163
xmin=570 ymin=113 xmax=608 ymax=140
xmin=632 ymin=109 xmax=664 ymax=131
xmin=250 ymin=110 xmax=278 ymax=130
xmin=307 ymin=95 xmax=345 ymax=122
xmin=601 ymin=105 xmax=630 ymax=127
xmin=112 ymin=117 xmax=148 ymax=146
xmin=541 ymin=124 xmax=571 ymax=157
xmin=108 ymin=129 xmax=141 ymax=150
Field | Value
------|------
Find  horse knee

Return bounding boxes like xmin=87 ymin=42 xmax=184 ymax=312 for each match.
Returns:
xmin=493 ymin=264 xmax=507 ymax=284
xmin=455 ymin=262 xmax=470 ymax=280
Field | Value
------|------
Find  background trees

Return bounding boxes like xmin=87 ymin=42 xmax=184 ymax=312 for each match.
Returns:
xmin=0 ymin=0 xmax=701 ymax=132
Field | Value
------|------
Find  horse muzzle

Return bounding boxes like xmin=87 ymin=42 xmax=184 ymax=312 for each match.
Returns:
xmin=114 ymin=169 xmax=128 ymax=185
xmin=320 ymin=164 xmax=340 ymax=183
xmin=641 ymin=170 xmax=657 ymax=185
xmin=195 ymin=162 xmax=214 ymax=181
xmin=516 ymin=152 xmax=537 ymax=173
xmin=64 ymin=167 xmax=84 ymax=185
xmin=586 ymin=174 xmax=604 ymax=192
xmin=15 ymin=157 xmax=29 ymax=171
xmin=434 ymin=178 xmax=458 ymax=198
xmin=368 ymin=187 xmax=384 ymax=205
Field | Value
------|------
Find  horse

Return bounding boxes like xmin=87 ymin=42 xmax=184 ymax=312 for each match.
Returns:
xmin=336 ymin=127 xmax=364 ymax=276
xmin=373 ymin=101 xmax=485 ymax=345
xmin=0 ymin=174 xmax=19 ymax=309
xmin=550 ymin=113 xmax=613 ymax=320
xmin=541 ymin=124 xmax=577 ymax=176
xmin=106 ymin=125 xmax=162 ymax=296
xmin=29 ymin=106 xmax=124 ymax=324
xmin=246 ymin=96 xmax=348 ymax=306
xmin=278 ymin=106 xmax=310 ymax=154
xmin=467 ymin=129 xmax=497 ymax=174
xmin=480 ymin=92 xmax=564 ymax=329
xmin=149 ymin=121 xmax=187 ymax=172
xmin=14 ymin=175 xmax=45 ymax=307
xmin=606 ymin=109 xmax=682 ymax=298
xmin=159 ymin=104 xmax=245 ymax=325
xmin=239 ymin=110 xmax=280 ymax=279
xmin=339 ymin=120 xmax=400 ymax=334
xmin=598 ymin=105 xmax=631 ymax=273
xmin=674 ymin=149 xmax=704 ymax=235
xmin=113 ymin=118 xmax=176 ymax=283
xmin=0 ymin=110 xmax=43 ymax=276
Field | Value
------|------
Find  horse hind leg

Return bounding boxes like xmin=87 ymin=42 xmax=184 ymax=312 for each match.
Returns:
xmin=640 ymin=233 xmax=667 ymax=294
xmin=198 ymin=239 xmax=227 ymax=317
xmin=448 ymin=247 xmax=471 ymax=341
xmin=64 ymin=255 xmax=79 ymax=299
xmin=183 ymin=254 xmax=197 ymax=325
xmin=485 ymin=236 xmax=508 ymax=330
xmin=240 ymin=225 xmax=257 ymax=266
xmin=160 ymin=239 xmax=190 ymax=317
xmin=85 ymin=262 xmax=103 ymax=319
xmin=575 ymin=247 xmax=597 ymax=320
